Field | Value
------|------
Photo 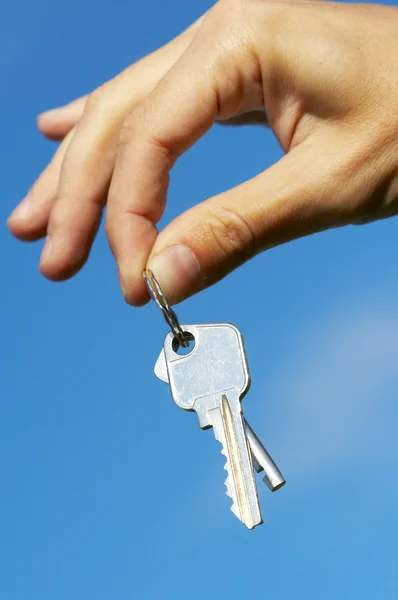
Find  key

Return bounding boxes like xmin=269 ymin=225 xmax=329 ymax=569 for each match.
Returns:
xmin=155 ymin=345 xmax=285 ymax=492
xmin=154 ymin=323 xmax=285 ymax=529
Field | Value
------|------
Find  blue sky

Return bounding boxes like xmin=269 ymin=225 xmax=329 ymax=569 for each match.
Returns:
xmin=1 ymin=1 xmax=398 ymax=598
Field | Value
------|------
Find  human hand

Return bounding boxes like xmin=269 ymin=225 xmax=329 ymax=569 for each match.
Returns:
xmin=8 ymin=0 xmax=398 ymax=305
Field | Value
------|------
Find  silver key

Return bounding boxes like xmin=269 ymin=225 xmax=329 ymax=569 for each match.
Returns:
xmin=154 ymin=323 xmax=285 ymax=529
xmin=155 ymin=344 xmax=285 ymax=492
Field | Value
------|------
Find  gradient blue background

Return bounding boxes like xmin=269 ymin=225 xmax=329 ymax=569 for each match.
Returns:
xmin=1 ymin=1 xmax=398 ymax=598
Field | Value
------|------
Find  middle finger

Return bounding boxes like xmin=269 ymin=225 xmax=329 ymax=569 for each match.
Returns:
xmin=35 ymin=15 xmax=205 ymax=279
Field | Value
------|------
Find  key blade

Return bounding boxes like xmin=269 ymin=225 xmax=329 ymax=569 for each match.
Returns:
xmin=154 ymin=349 xmax=169 ymax=384
xmin=208 ymin=393 xmax=262 ymax=530
xmin=221 ymin=395 xmax=255 ymax=529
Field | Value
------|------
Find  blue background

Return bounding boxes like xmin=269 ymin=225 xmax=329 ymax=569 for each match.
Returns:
xmin=1 ymin=0 xmax=398 ymax=598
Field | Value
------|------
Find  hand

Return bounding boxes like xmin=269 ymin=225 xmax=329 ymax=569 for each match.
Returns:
xmin=8 ymin=0 xmax=398 ymax=305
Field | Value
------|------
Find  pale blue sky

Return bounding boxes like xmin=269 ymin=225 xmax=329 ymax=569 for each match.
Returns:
xmin=1 ymin=1 xmax=398 ymax=599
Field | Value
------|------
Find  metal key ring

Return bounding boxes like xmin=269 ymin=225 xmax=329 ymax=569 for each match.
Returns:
xmin=143 ymin=269 xmax=189 ymax=348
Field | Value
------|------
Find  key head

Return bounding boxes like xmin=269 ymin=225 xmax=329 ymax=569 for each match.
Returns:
xmin=161 ymin=323 xmax=250 ymax=411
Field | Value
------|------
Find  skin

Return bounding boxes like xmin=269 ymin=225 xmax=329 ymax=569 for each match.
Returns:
xmin=7 ymin=0 xmax=398 ymax=306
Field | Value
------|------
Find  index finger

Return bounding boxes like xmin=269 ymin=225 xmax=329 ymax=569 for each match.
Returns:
xmin=106 ymin=23 xmax=221 ymax=305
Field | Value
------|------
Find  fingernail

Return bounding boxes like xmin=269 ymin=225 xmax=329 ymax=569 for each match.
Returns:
xmin=149 ymin=244 xmax=201 ymax=304
xmin=8 ymin=196 xmax=32 ymax=221
xmin=40 ymin=235 xmax=53 ymax=264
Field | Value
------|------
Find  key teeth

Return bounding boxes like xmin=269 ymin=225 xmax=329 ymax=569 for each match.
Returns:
xmin=214 ymin=429 xmax=222 ymax=444
xmin=224 ymin=474 xmax=233 ymax=499
xmin=223 ymin=459 xmax=239 ymax=515
xmin=213 ymin=429 xmax=240 ymax=517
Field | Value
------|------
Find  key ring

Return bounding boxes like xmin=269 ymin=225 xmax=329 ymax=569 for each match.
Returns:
xmin=143 ymin=269 xmax=190 ymax=348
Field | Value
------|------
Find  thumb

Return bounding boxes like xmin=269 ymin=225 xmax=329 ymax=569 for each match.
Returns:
xmin=148 ymin=130 xmax=358 ymax=304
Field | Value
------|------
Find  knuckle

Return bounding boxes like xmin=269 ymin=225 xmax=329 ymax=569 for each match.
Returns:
xmin=202 ymin=203 xmax=256 ymax=265
xmin=84 ymin=83 xmax=109 ymax=113
xmin=200 ymin=0 xmax=264 ymax=117
xmin=206 ymin=0 xmax=247 ymax=36
xmin=84 ymin=79 xmax=123 ymax=117
xmin=116 ymin=107 xmax=143 ymax=150
xmin=204 ymin=0 xmax=284 ymax=54
xmin=116 ymin=106 xmax=173 ymax=164
xmin=209 ymin=0 xmax=264 ymax=29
